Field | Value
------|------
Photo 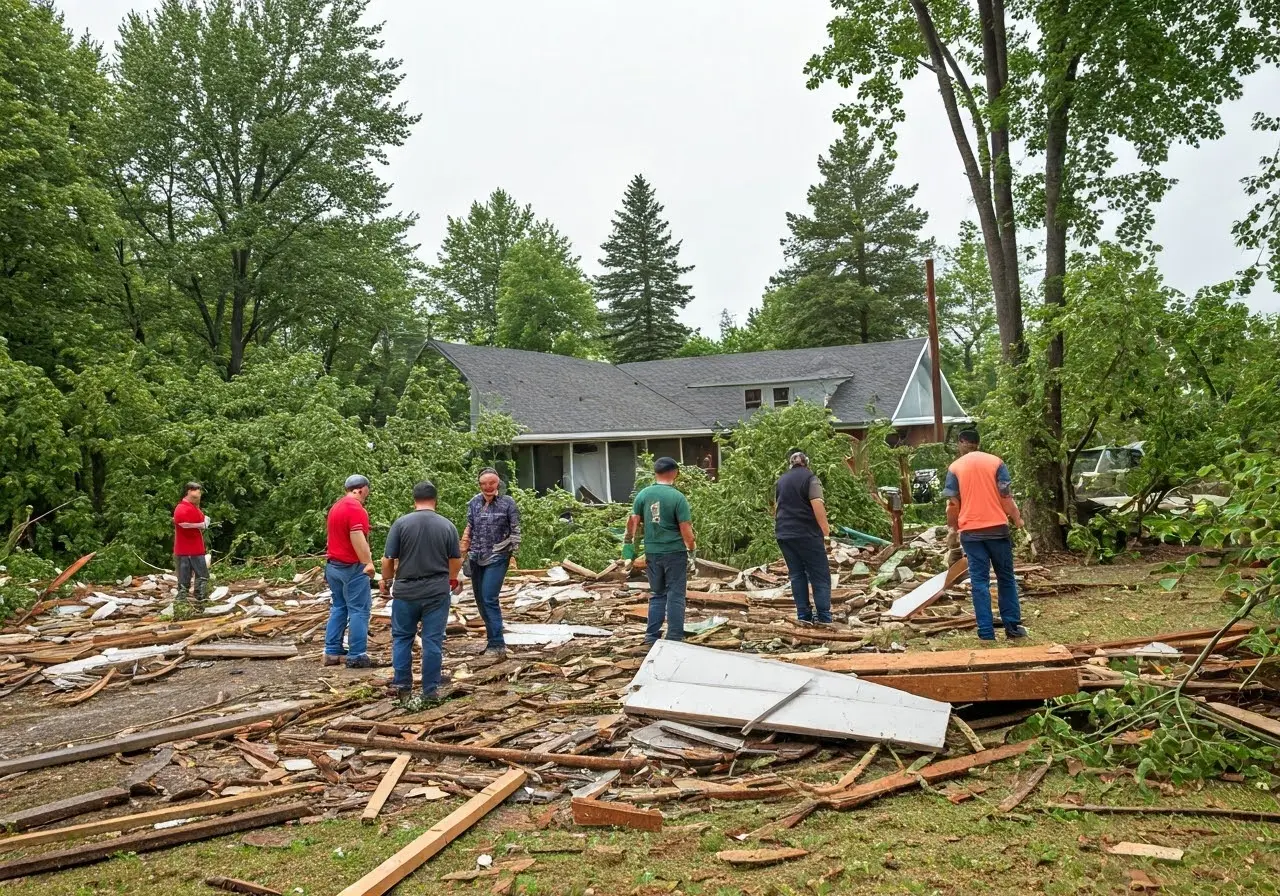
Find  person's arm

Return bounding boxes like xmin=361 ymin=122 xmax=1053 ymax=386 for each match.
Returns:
xmin=808 ymin=477 xmax=829 ymax=538
xmin=679 ymin=521 xmax=696 ymax=551
xmin=380 ymin=557 xmax=396 ymax=595
xmin=942 ymin=470 xmax=961 ymax=533
xmin=677 ymin=495 xmax=695 ymax=552
xmin=448 ymin=527 xmax=463 ymax=592
xmin=506 ymin=498 xmax=521 ymax=553
xmin=996 ymin=463 xmax=1023 ymax=528
xmin=350 ymin=529 xmax=374 ymax=575
xmin=379 ymin=523 xmax=398 ymax=596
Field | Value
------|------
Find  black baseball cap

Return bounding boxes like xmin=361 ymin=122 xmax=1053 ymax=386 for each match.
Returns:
xmin=957 ymin=430 xmax=980 ymax=446
xmin=653 ymin=456 xmax=679 ymax=474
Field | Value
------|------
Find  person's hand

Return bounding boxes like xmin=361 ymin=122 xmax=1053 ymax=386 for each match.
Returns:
xmin=1010 ymin=515 xmax=1025 ymax=530
xmin=449 ymin=578 xmax=462 ymax=595
xmin=687 ymin=549 xmax=698 ymax=575
xmin=363 ymin=562 xmax=376 ymax=578
xmin=459 ymin=536 xmax=471 ymax=553
xmin=378 ymin=581 xmax=389 ymax=597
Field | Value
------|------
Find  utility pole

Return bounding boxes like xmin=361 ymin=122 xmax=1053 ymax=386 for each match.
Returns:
xmin=926 ymin=258 xmax=945 ymax=443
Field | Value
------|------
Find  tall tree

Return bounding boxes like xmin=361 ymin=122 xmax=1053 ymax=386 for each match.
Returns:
xmin=111 ymin=0 xmax=419 ymax=377
xmin=774 ymin=125 xmax=929 ymax=344
xmin=1236 ymin=111 xmax=1280 ymax=293
xmin=597 ymin=174 xmax=694 ymax=363
xmin=496 ymin=235 xmax=599 ymax=357
xmin=0 ymin=0 xmax=122 ymax=374
xmin=807 ymin=0 xmax=1280 ymax=550
xmin=433 ymin=188 xmax=553 ymax=344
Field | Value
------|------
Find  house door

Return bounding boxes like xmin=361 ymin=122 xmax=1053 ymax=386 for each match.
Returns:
xmin=608 ymin=441 xmax=637 ymax=503
xmin=682 ymin=437 xmax=717 ymax=479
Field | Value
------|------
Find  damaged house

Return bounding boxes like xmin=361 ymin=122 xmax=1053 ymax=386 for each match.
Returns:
xmin=432 ymin=337 xmax=971 ymax=502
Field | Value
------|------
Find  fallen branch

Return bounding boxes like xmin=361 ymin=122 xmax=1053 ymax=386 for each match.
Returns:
xmin=1045 ymin=803 xmax=1280 ymax=823
xmin=321 ymin=731 xmax=646 ymax=771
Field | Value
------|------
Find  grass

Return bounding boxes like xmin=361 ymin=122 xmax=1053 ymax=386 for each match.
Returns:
xmin=4 ymin=556 xmax=1277 ymax=895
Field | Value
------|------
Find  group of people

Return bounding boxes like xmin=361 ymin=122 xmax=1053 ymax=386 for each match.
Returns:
xmin=172 ymin=429 xmax=1026 ymax=703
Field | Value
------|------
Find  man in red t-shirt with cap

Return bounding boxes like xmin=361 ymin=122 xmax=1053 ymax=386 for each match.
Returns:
xmin=324 ymin=474 xmax=379 ymax=669
xmin=173 ymin=481 xmax=209 ymax=607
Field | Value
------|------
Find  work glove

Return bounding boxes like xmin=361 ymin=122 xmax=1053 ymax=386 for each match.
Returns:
xmin=687 ymin=549 xmax=698 ymax=575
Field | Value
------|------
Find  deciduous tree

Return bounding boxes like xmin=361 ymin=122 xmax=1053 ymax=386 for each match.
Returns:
xmin=496 ymin=236 xmax=599 ymax=357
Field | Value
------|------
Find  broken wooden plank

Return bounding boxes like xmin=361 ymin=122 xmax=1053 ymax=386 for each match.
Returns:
xmin=1044 ymin=803 xmax=1280 ymax=823
xmin=570 ymin=770 xmax=620 ymax=801
xmin=654 ymin=721 xmax=745 ymax=752
xmin=321 ymin=732 xmax=646 ymax=771
xmin=361 ymin=754 xmax=410 ymax=824
xmin=1205 ymin=702 xmax=1280 ymax=740
xmin=787 ymin=644 xmax=1075 ymax=674
xmin=335 ymin=768 xmax=526 ymax=896
xmin=124 ymin=747 xmax=176 ymax=795
xmin=995 ymin=759 xmax=1052 ymax=813
xmin=826 ymin=741 xmax=1035 ymax=811
xmin=815 ymin=744 xmax=881 ymax=795
xmin=571 ymin=798 xmax=663 ymax=831
xmin=0 ymin=786 xmax=130 ymax=833
xmin=861 ymin=667 xmax=1080 ymax=703
xmin=624 ymin=640 xmax=950 ymax=751
xmin=883 ymin=569 xmax=950 ymax=620
xmin=716 ymin=847 xmax=808 ymax=867
xmin=205 ymin=877 xmax=283 ymax=896
xmin=0 ymin=784 xmax=312 ymax=851
xmin=0 ymin=700 xmax=308 ymax=776
xmin=1104 ymin=842 xmax=1184 ymax=862
xmin=40 ymin=552 xmax=97 ymax=597
xmin=187 ymin=643 xmax=299 ymax=660
xmin=0 ymin=801 xmax=313 ymax=881
xmin=53 ymin=668 xmax=117 ymax=706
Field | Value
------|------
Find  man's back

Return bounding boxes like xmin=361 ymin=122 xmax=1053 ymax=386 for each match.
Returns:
xmin=947 ymin=450 xmax=1009 ymax=532
xmin=633 ymin=483 xmax=690 ymax=555
xmin=385 ymin=510 xmax=459 ymax=600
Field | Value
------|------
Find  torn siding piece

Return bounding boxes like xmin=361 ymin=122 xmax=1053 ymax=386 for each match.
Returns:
xmin=622 ymin=640 xmax=950 ymax=752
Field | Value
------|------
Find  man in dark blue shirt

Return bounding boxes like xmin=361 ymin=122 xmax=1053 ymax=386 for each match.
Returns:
xmin=774 ymin=449 xmax=832 ymax=623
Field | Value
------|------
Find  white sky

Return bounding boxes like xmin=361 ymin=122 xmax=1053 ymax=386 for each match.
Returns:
xmin=58 ymin=0 xmax=1280 ymax=335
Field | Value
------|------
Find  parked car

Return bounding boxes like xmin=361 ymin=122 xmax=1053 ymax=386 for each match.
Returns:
xmin=1072 ymin=442 xmax=1145 ymax=496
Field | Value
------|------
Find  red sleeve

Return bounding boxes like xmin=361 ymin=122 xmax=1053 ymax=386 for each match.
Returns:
xmin=174 ymin=502 xmax=202 ymax=525
xmin=352 ymin=503 xmax=370 ymax=535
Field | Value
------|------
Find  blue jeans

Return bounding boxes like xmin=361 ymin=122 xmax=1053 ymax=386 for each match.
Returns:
xmin=961 ymin=534 xmax=1022 ymax=639
xmin=390 ymin=594 xmax=451 ymax=696
xmin=778 ymin=535 xmax=832 ymax=623
xmin=324 ymin=561 xmax=371 ymax=660
xmin=645 ymin=551 xmax=687 ymax=643
xmin=470 ymin=557 xmax=509 ymax=650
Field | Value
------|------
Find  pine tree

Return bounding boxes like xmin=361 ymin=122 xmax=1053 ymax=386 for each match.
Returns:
xmin=772 ymin=124 xmax=930 ymax=346
xmin=597 ymin=175 xmax=694 ymax=362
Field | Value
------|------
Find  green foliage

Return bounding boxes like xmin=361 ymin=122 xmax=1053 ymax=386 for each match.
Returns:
xmin=496 ymin=238 xmax=599 ymax=358
xmin=935 ymin=222 xmax=998 ymax=407
xmin=110 ymin=0 xmax=422 ymax=378
xmin=1236 ymin=111 xmax=1280 ymax=294
xmin=597 ymin=174 xmax=695 ymax=363
xmin=771 ymin=123 xmax=929 ymax=346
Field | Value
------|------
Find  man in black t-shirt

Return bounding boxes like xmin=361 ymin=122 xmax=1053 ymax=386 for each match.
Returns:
xmin=774 ymin=449 xmax=833 ymax=623
xmin=380 ymin=481 xmax=462 ymax=702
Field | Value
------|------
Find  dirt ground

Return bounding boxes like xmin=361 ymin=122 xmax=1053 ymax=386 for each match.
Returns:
xmin=2 ymin=552 xmax=1278 ymax=896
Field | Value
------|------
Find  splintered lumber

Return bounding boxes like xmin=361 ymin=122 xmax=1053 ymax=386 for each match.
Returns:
xmin=571 ymin=798 xmax=663 ymax=831
xmin=571 ymin=770 xmax=620 ymax=801
xmin=1104 ymin=842 xmax=1184 ymax=862
xmin=883 ymin=569 xmax=950 ymax=620
xmin=187 ymin=643 xmax=299 ymax=660
xmin=55 ymin=667 xmax=117 ymax=706
xmin=0 ymin=786 xmax=130 ymax=832
xmin=336 ymin=768 xmax=527 ymax=896
xmin=716 ymin=847 xmax=808 ymax=867
xmin=125 ymin=747 xmax=176 ymax=794
xmin=788 ymin=644 xmax=1075 ymax=675
xmin=0 ymin=801 xmax=313 ymax=881
xmin=0 ymin=784 xmax=312 ymax=851
xmin=1205 ymin=702 xmax=1280 ymax=740
xmin=995 ymin=759 xmax=1052 ymax=813
xmin=40 ymin=552 xmax=96 ymax=597
xmin=0 ymin=700 xmax=308 ymax=776
xmin=1045 ymin=803 xmax=1280 ymax=823
xmin=826 ymin=740 xmax=1034 ymax=811
xmin=654 ymin=721 xmax=745 ymax=752
xmin=205 ymin=877 xmax=283 ymax=896
xmin=321 ymin=731 xmax=646 ymax=771
xmin=861 ymin=667 xmax=1081 ymax=703
xmin=815 ymin=744 xmax=881 ymax=795
xmin=623 ymin=640 xmax=950 ymax=751
xmin=361 ymin=755 xmax=410 ymax=824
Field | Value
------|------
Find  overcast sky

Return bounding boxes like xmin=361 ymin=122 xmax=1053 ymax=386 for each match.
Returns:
xmin=58 ymin=0 xmax=1280 ymax=335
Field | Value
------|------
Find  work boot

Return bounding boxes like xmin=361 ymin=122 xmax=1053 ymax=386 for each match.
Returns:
xmin=1005 ymin=626 xmax=1029 ymax=640
xmin=322 ymin=654 xmax=345 ymax=667
xmin=193 ymin=580 xmax=208 ymax=606
xmin=481 ymin=647 xmax=508 ymax=659
xmin=345 ymin=654 xmax=385 ymax=669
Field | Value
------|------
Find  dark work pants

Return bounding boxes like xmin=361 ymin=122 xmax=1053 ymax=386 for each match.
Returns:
xmin=176 ymin=554 xmax=208 ymax=603
xmin=644 ymin=551 xmax=687 ymax=643
xmin=961 ymin=534 xmax=1022 ymax=639
xmin=777 ymin=535 xmax=832 ymax=623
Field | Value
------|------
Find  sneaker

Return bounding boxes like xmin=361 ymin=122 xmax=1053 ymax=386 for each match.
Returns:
xmin=1005 ymin=626 xmax=1029 ymax=640
xmin=322 ymin=654 xmax=345 ymax=667
xmin=480 ymin=647 xmax=508 ymax=659
xmin=345 ymin=655 xmax=383 ymax=669
xmin=399 ymin=692 xmax=444 ymax=712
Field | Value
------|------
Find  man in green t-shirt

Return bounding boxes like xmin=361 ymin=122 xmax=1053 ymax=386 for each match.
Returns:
xmin=622 ymin=456 xmax=697 ymax=644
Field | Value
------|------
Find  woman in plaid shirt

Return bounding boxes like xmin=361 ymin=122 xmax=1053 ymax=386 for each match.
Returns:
xmin=460 ymin=468 xmax=521 ymax=657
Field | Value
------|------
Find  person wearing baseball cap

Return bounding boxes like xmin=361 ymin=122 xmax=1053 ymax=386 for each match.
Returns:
xmin=623 ymin=456 xmax=696 ymax=645
xmin=774 ymin=448 xmax=833 ymax=624
xmin=323 ymin=474 xmax=379 ymax=668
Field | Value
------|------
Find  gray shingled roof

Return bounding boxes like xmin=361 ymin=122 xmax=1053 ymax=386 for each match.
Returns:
xmin=431 ymin=342 xmax=709 ymax=436
xmin=433 ymin=338 xmax=930 ymax=436
xmin=619 ymin=339 xmax=928 ymax=428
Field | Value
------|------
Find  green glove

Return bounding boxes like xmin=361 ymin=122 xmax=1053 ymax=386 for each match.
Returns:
xmin=622 ymin=542 xmax=636 ymax=561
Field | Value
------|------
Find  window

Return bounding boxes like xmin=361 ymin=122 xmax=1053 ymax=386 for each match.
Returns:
xmin=773 ymin=387 xmax=790 ymax=407
xmin=744 ymin=388 xmax=762 ymax=410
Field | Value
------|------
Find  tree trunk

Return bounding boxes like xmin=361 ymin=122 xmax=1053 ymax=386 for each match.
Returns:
xmin=228 ymin=247 xmax=252 ymax=378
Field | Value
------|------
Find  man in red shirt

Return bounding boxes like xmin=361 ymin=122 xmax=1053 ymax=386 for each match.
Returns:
xmin=173 ymin=481 xmax=209 ymax=607
xmin=325 ymin=474 xmax=378 ymax=669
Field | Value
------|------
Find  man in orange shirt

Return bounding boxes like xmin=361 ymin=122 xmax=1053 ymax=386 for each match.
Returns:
xmin=943 ymin=430 xmax=1027 ymax=642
